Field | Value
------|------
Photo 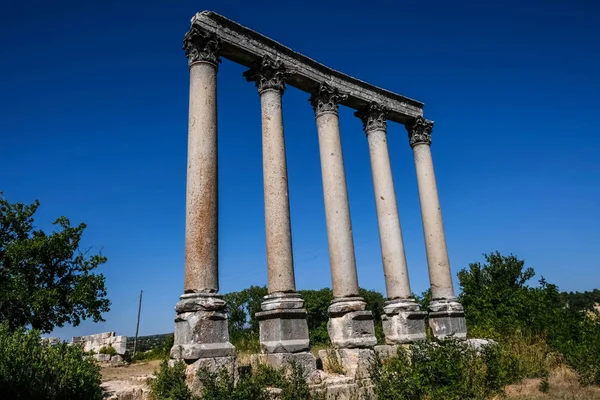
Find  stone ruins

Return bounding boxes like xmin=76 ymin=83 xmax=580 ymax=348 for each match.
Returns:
xmin=170 ymin=9 xmax=467 ymax=386
xmin=72 ymin=332 xmax=128 ymax=363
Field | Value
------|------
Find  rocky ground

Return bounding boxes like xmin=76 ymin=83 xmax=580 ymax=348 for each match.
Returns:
xmin=101 ymin=360 xmax=159 ymax=400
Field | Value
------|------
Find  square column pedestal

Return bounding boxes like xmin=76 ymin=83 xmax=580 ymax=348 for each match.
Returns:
xmin=254 ymin=292 xmax=317 ymax=374
xmin=170 ymin=293 xmax=236 ymax=387
xmin=382 ymin=298 xmax=427 ymax=344
xmin=428 ymin=297 xmax=467 ymax=339
xmin=328 ymin=297 xmax=377 ymax=349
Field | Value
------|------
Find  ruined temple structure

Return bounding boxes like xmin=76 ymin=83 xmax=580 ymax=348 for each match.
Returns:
xmin=170 ymin=10 xmax=467 ymax=381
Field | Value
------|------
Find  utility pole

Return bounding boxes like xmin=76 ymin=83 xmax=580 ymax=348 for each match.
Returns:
xmin=133 ymin=290 xmax=143 ymax=357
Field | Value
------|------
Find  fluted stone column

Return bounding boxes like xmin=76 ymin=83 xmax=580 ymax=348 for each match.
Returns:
xmin=355 ymin=103 xmax=426 ymax=344
xmin=309 ymin=83 xmax=376 ymax=349
xmin=170 ymin=26 xmax=235 ymax=365
xmin=244 ymin=56 xmax=312 ymax=361
xmin=406 ymin=116 xmax=466 ymax=339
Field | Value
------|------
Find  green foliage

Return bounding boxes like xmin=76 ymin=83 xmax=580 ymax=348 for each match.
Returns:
xmin=300 ymin=288 xmax=333 ymax=345
xmin=224 ymin=285 xmax=267 ymax=352
xmin=150 ymin=360 xmax=193 ymax=400
xmin=459 ymin=251 xmax=600 ymax=386
xmin=370 ymin=339 xmax=506 ymax=400
xmin=99 ymin=345 xmax=117 ymax=355
xmin=133 ymin=334 xmax=174 ymax=362
xmin=151 ymin=361 xmax=313 ymax=400
xmin=0 ymin=195 xmax=110 ymax=333
xmin=0 ymin=322 xmax=103 ymax=400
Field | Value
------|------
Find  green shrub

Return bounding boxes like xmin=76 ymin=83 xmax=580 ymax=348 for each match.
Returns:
xmin=150 ymin=360 xmax=194 ymax=400
xmin=150 ymin=360 xmax=313 ymax=400
xmin=370 ymin=339 xmax=507 ymax=400
xmin=0 ymin=322 xmax=102 ymax=400
xmin=99 ymin=345 xmax=117 ymax=355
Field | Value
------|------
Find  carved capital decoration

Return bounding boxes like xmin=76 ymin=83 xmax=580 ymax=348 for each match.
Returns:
xmin=354 ymin=102 xmax=389 ymax=134
xmin=183 ymin=25 xmax=221 ymax=67
xmin=308 ymin=82 xmax=348 ymax=116
xmin=406 ymin=116 xmax=434 ymax=147
xmin=243 ymin=56 xmax=289 ymax=94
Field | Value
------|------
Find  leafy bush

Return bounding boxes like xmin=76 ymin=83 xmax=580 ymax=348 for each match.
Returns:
xmin=370 ymin=339 xmax=507 ymax=400
xmin=0 ymin=322 xmax=103 ymax=400
xmin=150 ymin=360 xmax=312 ymax=400
xmin=99 ymin=345 xmax=117 ymax=355
xmin=458 ymin=252 xmax=600 ymax=386
xmin=150 ymin=360 xmax=193 ymax=400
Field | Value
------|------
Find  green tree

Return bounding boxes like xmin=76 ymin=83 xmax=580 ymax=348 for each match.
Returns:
xmin=0 ymin=195 xmax=110 ymax=333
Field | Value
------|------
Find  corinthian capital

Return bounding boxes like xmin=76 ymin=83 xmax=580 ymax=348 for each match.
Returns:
xmin=355 ymin=102 xmax=389 ymax=134
xmin=308 ymin=82 xmax=348 ymax=117
xmin=406 ymin=116 xmax=434 ymax=147
xmin=183 ymin=26 xmax=221 ymax=67
xmin=243 ymin=56 xmax=289 ymax=94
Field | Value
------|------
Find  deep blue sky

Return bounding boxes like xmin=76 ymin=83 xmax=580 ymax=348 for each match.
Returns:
xmin=2 ymin=0 xmax=599 ymax=340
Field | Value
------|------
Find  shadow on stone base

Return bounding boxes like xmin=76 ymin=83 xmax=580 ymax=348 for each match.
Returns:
xmin=327 ymin=297 xmax=377 ymax=349
xmin=382 ymin=298 xmax=427 ymax=344
xmin=428 ymin=298 xmax=467 ymax=339
xmin=171 ymin=293 xmax=236 ymax=360
xmin=256 ymin=292 xmax=310 ymax=354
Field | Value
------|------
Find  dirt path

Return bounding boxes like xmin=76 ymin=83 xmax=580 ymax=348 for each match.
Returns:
xmin=101 ymin=360 xmax=160 ymax=382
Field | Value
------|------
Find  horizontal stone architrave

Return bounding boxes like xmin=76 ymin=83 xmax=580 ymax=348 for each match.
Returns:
xmin=190 ymin=11 xmax=424 ymax=124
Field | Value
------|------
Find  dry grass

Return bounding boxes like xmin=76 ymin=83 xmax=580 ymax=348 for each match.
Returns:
xmin=501 ymin=365 xmax=600 ymax=399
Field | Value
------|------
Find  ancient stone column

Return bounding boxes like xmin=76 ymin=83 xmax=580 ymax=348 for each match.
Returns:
xmin=309 ymin=83 xmax=376 ymax=349
xmin=244 ymin=56 xmax=312 ymax=360
xmin=170 ymin=26 xmax=235 ymax=366
xmin=406 ymin=116 xmax=467 ymax=339
xmin=355 ymin=103 xmax=426 ymax=344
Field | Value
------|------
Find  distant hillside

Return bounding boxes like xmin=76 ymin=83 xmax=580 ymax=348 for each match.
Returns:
xmin=126 ymin=333 xmax=173 ymax=353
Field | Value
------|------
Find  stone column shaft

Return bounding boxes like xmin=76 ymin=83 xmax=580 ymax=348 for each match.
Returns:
xmin=184 ymin=60 xmax=219 ymax=294
xmin=171 ymin=27 xmax=235 ymax=366
xmin=356 ymin=103 xmax=426 ymax=344
xmin=310 ymin=83 xmax=376 ymax=349
xmin=407 ymin=116 xmax=466 ymax=339
xmin=260 ymin=88 xmax=296 ymax=294
xmin=412 ymin=143 xmax=454 ymax=299
xmin=316 ymin=110 xmax=360 ymax=298
xmin=244 ymin=57 xmax=311 ymax=356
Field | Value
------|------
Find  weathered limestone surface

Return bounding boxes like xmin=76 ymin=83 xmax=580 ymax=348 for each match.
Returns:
xmin=191 ymin=11 xmax=424 ymax=124
xmin=171 ymin=293 xmax=235 ymax=359
xmin=245 ymin=56 xmax=311 ymax=357
xmin=319 ymin=348 xmax=374 ymax=379
xmin=309 ymin=83 xmax=376 ymax=349
xmin=183 ymin=49 xmax=219 ymax=294
xmin=174 ymin=27 xmax=236 ymax=365
xmin=251 ymin=352 xmax=317 ymax=378
xmin=72 ymin=332 xmax=128 ymax=361
xmin=183 ymin=356 xmax=237 ymax=395
xmin=382 ymin=299 xmax=427 ymax=343
xmin=327 ymin=297 xmax=377 ymax=349
xmin=407 ymin=117 xmax=467 ymax=339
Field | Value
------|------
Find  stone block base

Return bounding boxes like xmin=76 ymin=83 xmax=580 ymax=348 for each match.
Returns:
xmin=310 ymin=376 xmax=373 ymax=400
xmin=318 ymin=348 xmax=375 ymax=379
xmin=171 ymin=293 xmax=235 ymax=361
xmin=327 ymin=297 xmax=377 ymax=349
xmin=382 ymin=299 xmax=427 ymax=344
xmin=257 ymin=292 xmax=310 ymax=353
xmin=182 ymin=356 xmax=237 ymax=395
xmin=428 ymin=298 xmax=467 ymax=339
xmin=250 ymin=352 xmax=317 ymax=378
